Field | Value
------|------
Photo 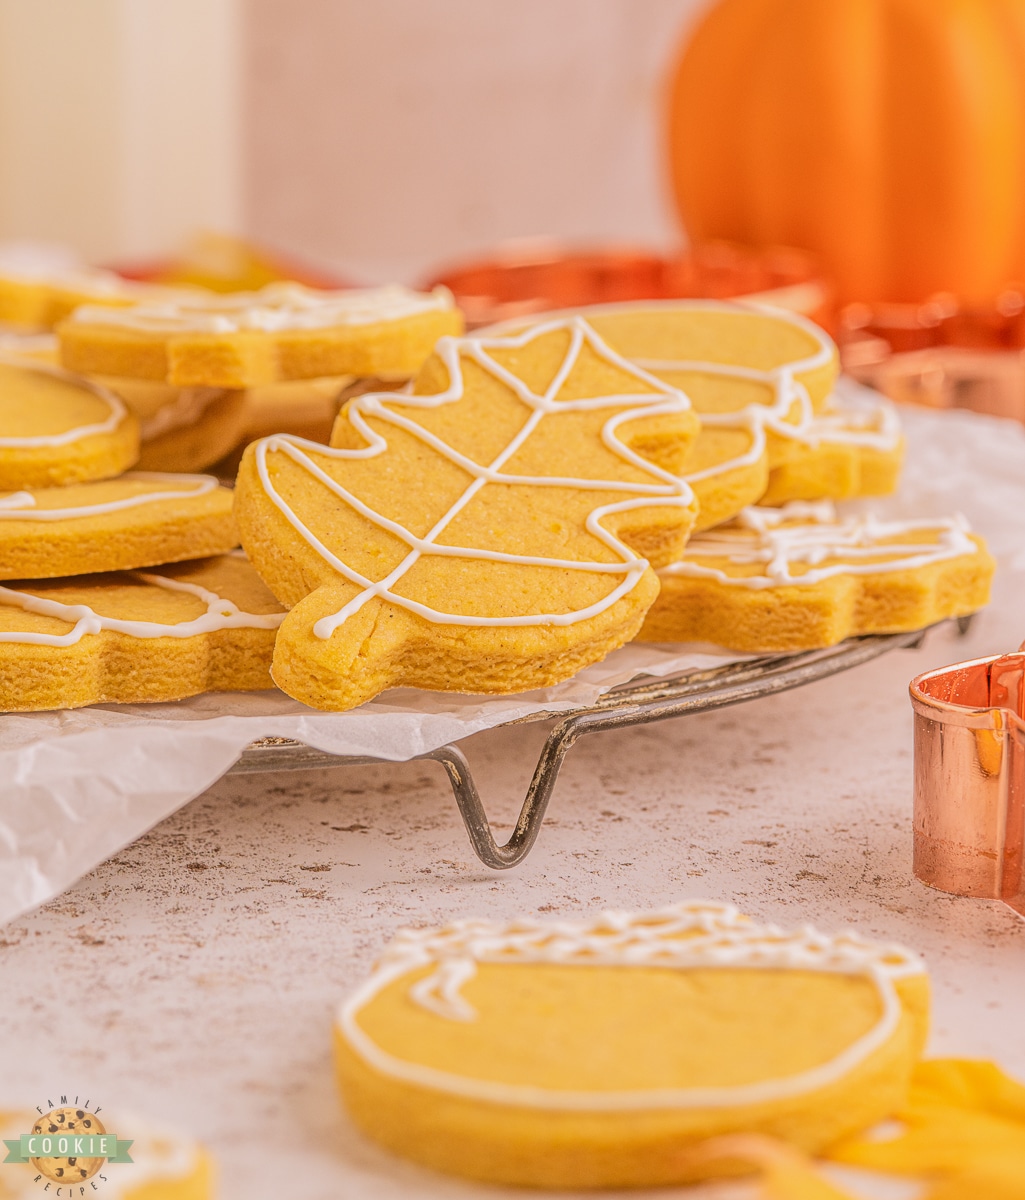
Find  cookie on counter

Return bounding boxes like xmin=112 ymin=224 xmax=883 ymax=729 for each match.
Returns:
xmin=0 ymin=554 xmax=284 ymax=711
xmin=0 ymin=1106 xmax=214 ymax=1198
xmin=334 ymin=902 xmax=929 ymax=1188
xmin=58 ymin=283 xmax=465 ymax=388
xmin=641 ymin=502 xmax=994 ymax=651
xmin=0 ymin=358 xmax=138 ymax=488
xmin=234 ymin=316 xmax=699 ymax=711
xmin=0 ymin=473 xmax=236 ymax=579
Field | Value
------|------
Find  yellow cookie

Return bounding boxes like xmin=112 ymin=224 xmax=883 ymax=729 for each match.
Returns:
xmin=234 ymin=317 xmax=700 ymax=711
xmin=0 ymin=250 xmax=195 ymax=332
xmin=98 ymin=378 xmax=248 ymax=473
xmin=58 ymin=283 xmax=465 ymax=388
xmin=213 ymin=377 xmax=412 ymax=480
xmin=0 ymin=1107 xmax=213 ymax=1199
xmin=761 ymin=381 xmax=905 ymax=506
xmin=0 ymin=554 xmax=284 ymax=712
xmin=244 ymin=376 xmax=358 ymax=443
xmin=577 ymin=300 xmax=837 ymax=465
xmin=641 ymin=503 xmax=995 ymax=651
xmin=684 ymin=419 xmax=770 ymax=531
xmin=0 ymin=472 xmax=236 ymax=579
xmin=334 ymin=902 xmax=930 ymax=1189
xmin=484 ymin=300 xmax=839 ymax=527
xmin=0 ymin=359 xmax=139 ymax=488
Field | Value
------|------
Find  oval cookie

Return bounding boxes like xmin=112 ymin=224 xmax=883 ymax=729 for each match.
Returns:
xmin=0 ymin=472 xmax=236 ymax=579
xmin=0 ymin=358 xmax=139 ymax=488
xmin=335 ymin=902 xmax=929 ymax=1188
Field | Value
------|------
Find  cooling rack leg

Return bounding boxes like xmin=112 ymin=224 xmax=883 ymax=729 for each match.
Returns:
xmin=421 ymin=721 xmax=579 ymax=869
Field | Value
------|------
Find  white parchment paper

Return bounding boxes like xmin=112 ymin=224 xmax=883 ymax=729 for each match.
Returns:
xmin=1 ymin=399 xmax=1024 ymax=924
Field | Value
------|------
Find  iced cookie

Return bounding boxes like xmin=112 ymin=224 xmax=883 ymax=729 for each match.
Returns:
xmin=99 ymin=378 xmax=248 ymax=473
xmin=0 ymin=473 xmax=236 ymax=580
xmin=0 ymin=242 xmax=192 ymax=332
xmin=578 ymin=300 xmax=837 ymax=468
xmin=0 ymin=358 xmax=139 ymax=488
xmin=0 ymin=1107 xmax=213 ymax=1198
xmin=0 ymin=554 xmax=284 ymax=711
xmin=761 ymin=381 xmax=905 ymax=506
xmin=334 ymin=902 xmax=929 ymax=1189
xmin=641 ymin=503 xmax=994 ymax=651
xmin=487 ymin=300 xmax=839 ymax=529
xmin=234 ymin=317 xmax=699 ymax=711
xmin=683 ymin=418 xmax=770 ymax=531
xmin=58 ymin=282 xmax=465 ymax=388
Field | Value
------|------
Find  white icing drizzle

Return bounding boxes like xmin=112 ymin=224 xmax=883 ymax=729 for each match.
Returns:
xmin=0 ymin=569 xmax=283 ymax=646
xmin=68 ymin=282 xmax=455 ymax=335
xmin=0 ymin=1110 xmax=199 ymax=1199
xmin=0 ymin=472 xmax=219 ymax=522
xmin=338 ymin=902 xmax=924 ymax=1112
xmin=792 ymin=376 xmax=902 ymax=453
xmin=661 ymin=501 xmax=978 ymax=588
xmin=0 ymin=356 xmax=129 ymax=448
xmin=138 ymin=387 xmax=227 ymax=441
xmin=478 ymin=299 xmax=839 ymax=485
xmin=617 ymin=301 xmax=831 ymax=481
xmin=253 ymin=316 xmax=695 ymax=639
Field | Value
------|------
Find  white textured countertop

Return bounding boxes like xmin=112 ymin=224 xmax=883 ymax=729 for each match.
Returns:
xmin=0 ymin=407 xmax=1023 ymax=1200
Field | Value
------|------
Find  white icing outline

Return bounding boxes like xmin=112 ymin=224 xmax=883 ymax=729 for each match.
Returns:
xmin=793 ymin=376 xmax=903 ymax=453
xmin=0 ymin=472 xmax=220 ymax=521
xmin=479 ymin=299 xmax=838 ymax=485
xmin=0 ymin=568 xmax=284 ymax=646
xmin=661 ymin=502 xmax=978 ymax=588
xmin=68 ymin=282 xmax=456 ymax=335
xmin=337 ymin=902 xmax=924 ymax=1112
xmin=252 ymin=317 xmax=695 ymax=639
xmin=0 ymin=356 xmax=129 ymax=448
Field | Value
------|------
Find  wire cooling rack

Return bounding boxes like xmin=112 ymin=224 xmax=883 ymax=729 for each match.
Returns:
xmin=228 ymin=623 xmax=966 ymax=870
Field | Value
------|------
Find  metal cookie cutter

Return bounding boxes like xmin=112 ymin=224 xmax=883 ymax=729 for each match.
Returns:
xmin=911 ymin=642 xmax=1025 ymax=915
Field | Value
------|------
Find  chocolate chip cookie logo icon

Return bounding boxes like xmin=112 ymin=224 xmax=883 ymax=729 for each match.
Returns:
xmin=3 ymin=1099 xmax=133 ymax=1190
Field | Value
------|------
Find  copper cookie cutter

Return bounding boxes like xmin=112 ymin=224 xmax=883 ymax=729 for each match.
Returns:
xmin=911 ymin=643 xmax=1025 ymax=916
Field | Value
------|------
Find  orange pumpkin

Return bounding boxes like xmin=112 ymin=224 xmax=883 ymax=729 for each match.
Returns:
xmin=667 ymin=0 xmax=1025 ymax=305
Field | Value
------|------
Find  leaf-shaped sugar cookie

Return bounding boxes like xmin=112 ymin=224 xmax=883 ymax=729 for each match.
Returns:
xmin=235 ymin=318 xmax=700 ymax=711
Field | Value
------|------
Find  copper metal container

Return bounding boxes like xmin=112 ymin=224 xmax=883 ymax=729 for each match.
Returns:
xmin=424 ymin=240 xmax=832 ymax=330
xmin=840 ymin=292 xmax=1025 ymax=425
xmin=910 ymin=646 xmax=1025 ymax=915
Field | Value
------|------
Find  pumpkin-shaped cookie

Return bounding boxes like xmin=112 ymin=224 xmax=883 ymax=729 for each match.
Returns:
xmin=335 ymin=902 xmax=930 ymax=1188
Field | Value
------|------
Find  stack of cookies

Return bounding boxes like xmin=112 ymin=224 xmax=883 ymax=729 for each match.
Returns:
xmin=0 ymin=277 xmax=463 ymax=712
xmin=555 ymin=301 xmax=995 ymax=653
xmin=0 ymin=275 xmax=995 ymax=714
xmin=224 ymin=300 xmax=992 ymax=713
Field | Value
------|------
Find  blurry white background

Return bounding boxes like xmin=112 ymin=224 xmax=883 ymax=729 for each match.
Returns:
xmin=0 ymin=0 xmax=710 ymax=282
